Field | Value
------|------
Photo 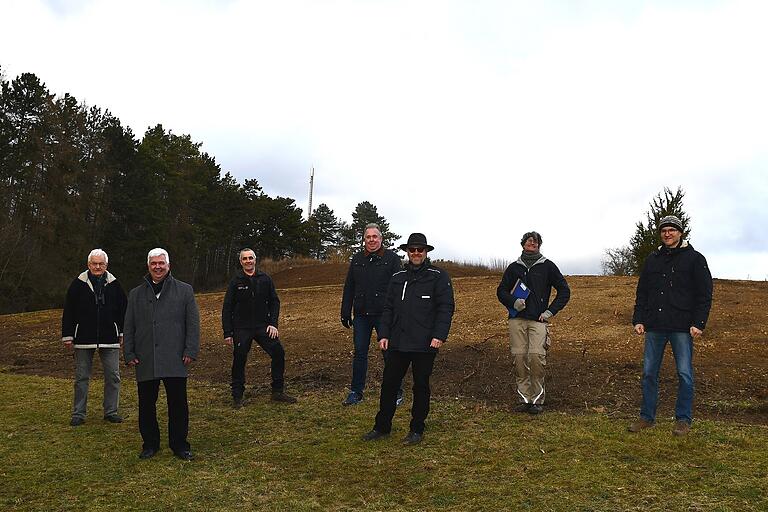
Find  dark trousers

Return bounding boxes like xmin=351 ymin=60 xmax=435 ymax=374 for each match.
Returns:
xmin=374 ymin=350 xmax=437 ymax=435
xmin=231 ymin=327 xmax=286 ymax=398
xmin=137 ymin=377 xmax=189 ymax=453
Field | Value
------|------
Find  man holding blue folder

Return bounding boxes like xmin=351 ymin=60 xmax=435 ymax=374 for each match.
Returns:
xmin=497 ymin=231 xmax=570 ymax=414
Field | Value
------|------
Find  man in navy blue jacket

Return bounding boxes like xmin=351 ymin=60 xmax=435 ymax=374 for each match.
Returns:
xmin=629 ymin=215 xmax=713 ymax=436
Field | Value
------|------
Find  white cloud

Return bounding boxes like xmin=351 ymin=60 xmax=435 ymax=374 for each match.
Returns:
xmin=2 ymin=0 xmax=766 ymax=278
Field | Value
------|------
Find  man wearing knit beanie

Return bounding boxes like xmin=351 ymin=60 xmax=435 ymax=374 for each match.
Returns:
xmin=629 ymin=215 xmax=713 ymax=436
xmin=496 ymin=231 xmax=570 ymax=414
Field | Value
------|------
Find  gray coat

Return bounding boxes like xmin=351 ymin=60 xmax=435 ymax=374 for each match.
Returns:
xmin=124 ymin=274 xmax=200 ymax=382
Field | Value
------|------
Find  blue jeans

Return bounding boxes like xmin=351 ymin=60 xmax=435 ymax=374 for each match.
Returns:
xmin=641 ymin=331 xmax=694 ymax=424
xmin=351 ymin=315 xmax=384 ymax=394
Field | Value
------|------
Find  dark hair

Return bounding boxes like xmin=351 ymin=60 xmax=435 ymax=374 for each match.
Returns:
xmin=520 ymin=231 xmax=543 ymax=247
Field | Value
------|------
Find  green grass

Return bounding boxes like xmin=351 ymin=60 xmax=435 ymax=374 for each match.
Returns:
xmin=0 ymin=372 xmax=766 ymax=512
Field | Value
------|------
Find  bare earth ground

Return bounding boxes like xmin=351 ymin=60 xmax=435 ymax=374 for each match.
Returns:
xmin=1 ymin=263 xmax=766 ymax=424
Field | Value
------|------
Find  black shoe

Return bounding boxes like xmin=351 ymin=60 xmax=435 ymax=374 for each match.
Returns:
xmin=103 ymin=414 xmax=123 ymax=423
xmin=70 ymin=417 xmax=85 ymax=427
xmin=271 ymin=391 xmax=297 ymax=403
xmin=139 ymin=448 xmax=158 ymax=459
xmin=513 ymin=403 xmax=532 ymax=413
xmin=402 ymin=431 xmax=423 ymax=445
xmin=174 ymin=450 xmax=194 ymax=461
xmin=528 ymin=404 xmax=544 ymax=415
xmin=233 ymin=396 xmax=244 ymax=409
xmin=361 ymin=429 xmax=389 ymax=441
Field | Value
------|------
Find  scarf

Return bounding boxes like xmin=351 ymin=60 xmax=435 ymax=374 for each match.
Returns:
xmin=520 ymin=250 xmax=542 ymax=269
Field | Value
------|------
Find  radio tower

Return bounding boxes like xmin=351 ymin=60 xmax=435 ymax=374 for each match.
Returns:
xmin=307 ymin=167 xmax=315 ymax=219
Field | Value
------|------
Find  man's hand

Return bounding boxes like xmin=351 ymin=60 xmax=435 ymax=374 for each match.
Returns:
xmin=690 ymin=326 xmax=703 ymax=338
xmin=224 ymin=337 xmax=233 ymax=346
xmin=63 ymin=340 xmax=73 ymax=350
xmin=513 ymin=298 xmax=526 ymax=312
xmin=634 ymin=324 xmax=645 ymax=335
xmin=379 ymin=338 xmax=388 ymax=350
xmin=127 ymin=358 xmax=139 ymax=367
xmin=183 ymin=355 xmax=194 ymax=366
xmin=341 ymin=317 xmax=351 ymax=329
xmin=266 ymin=325 xmax=279 ymax=339
xmin=538 ymin=310 xmax=553 ymax=322
xmin=430 ymin=338 xmax=444 ymax=349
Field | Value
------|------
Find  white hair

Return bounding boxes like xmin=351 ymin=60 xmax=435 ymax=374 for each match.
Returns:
xmin=147 ymin=248 xmax=169 ymax=264
xmin=88 ymin=249 xmax=108 ymax=264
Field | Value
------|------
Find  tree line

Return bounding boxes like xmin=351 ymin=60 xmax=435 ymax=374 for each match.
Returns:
xmin=0 ymin=67 xmax=397 ymax=313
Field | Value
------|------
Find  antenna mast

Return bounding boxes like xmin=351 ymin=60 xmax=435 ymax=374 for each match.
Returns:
xmin=307 ymin=167 xmax=315 ymax=219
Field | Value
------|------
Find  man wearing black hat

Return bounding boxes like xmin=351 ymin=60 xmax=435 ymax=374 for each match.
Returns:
xmin=362 ymin=233 xmax=455 ymax=445
xmin=629 ymin=215 xmax=712 ymax=436
xmin=496 ymin=231 xmax=570 ymax=414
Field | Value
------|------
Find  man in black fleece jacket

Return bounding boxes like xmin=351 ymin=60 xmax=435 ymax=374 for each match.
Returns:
xmin=497 ymin=231 xmax=570 ymax=415
xmin=222 ymin=248 xmax=296 ymax=407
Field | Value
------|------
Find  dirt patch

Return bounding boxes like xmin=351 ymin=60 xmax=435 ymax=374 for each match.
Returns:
xmin=1 ymin=265 xmax=766 ymax=425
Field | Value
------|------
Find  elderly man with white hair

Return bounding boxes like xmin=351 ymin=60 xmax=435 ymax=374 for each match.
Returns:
xmin=124 ymin=248 xmax=200 ymax=461
xmin=61 ymin=249 xmax=128 ymax=426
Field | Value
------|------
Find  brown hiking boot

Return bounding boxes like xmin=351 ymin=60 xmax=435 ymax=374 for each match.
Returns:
xmin=628 ymin=418 xmax=654 ymax=432
xmin=672 ymin=421 xmax=691 ymax=436
xmin=271 ymin=391 xmax=297 ymax=404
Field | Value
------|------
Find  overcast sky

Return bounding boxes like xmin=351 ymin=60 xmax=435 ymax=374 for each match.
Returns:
xmin=2 ymin=0 xmax=766 ymax=279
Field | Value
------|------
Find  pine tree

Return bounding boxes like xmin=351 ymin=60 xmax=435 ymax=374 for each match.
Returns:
xmin=347 ymin=201 xmax=399 ymax=250
xmin=628 ymin=186 xmax=690 ymax=275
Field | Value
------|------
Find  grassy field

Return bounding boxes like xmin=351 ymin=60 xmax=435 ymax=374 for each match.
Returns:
xmin=1 ymin=371 xmax=766 ymax=512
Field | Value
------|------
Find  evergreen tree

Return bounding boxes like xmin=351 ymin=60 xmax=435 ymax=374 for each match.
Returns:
xmin=628 ymin=186 xmax=690 ymax=275
xmin=306 ymin=203 xmax=340 ymax=259
xmin=346 ymin=201 xmax=399 ymax=250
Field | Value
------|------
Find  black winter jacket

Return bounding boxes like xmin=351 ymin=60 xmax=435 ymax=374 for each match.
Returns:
xmin=632 ymin=241 xmax=713 ymax=332
xmin=497 ymin=256 xmax=570 ymax=321
xmin=379 ymin=261 xmax=455 ymax=353
xmin=222 ymin=270 xmax=280 ymax=337
xmin=61 ymin=271 xmax=127 ymax=348
xmin=341 ymin=248 xmax=402 ymax=318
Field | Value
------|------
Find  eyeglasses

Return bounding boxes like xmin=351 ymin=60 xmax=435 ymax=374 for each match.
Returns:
xmin=407 ymin=247 xmax=425 ymax=253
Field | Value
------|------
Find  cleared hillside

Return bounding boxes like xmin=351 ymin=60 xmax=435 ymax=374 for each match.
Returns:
xmin=1 ymin=264 xmax=766 ymax=424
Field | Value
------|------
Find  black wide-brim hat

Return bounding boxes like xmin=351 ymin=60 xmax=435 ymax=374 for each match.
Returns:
xmin=398 ymin=232 xmax=434 ymax=252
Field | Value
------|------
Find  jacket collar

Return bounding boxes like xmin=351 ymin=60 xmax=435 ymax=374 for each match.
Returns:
xmin=78 ymin=270 xmax=117 ymax=291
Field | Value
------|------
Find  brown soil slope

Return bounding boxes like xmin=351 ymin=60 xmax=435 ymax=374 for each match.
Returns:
xmin=1 ymin=265 xmax=766 ymax=424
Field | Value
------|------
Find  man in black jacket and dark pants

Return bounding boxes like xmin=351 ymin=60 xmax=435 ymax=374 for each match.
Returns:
xmin=340 ymin=223 xmax=402 ymax=406
xmin=362 ymin=233 xmax=455 ymax=445
xmin=629 ymin=215 xmax=712 ymax=436
xmin=222 ymin=248 xmax=296 ymax=407
xmin=497 ymin=231 xmax=570 ymax=415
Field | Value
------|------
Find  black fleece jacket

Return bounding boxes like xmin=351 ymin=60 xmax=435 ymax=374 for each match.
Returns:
xmin=221 ymin=270 xmax=280 ymax=337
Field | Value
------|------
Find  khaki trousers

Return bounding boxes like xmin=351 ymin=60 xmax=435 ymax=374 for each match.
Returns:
xmin=508 ymin=318 xmax=548 ymax=405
